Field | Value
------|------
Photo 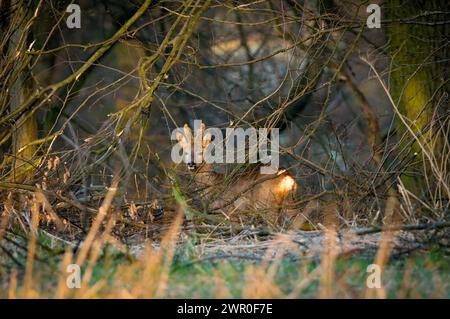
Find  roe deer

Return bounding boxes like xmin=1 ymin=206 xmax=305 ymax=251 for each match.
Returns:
xmin=175 ymin=122 xmax=298 ymax=223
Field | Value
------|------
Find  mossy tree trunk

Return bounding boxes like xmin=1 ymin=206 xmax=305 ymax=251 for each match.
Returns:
xmin=7 ymin=1 xmax=38 ymax=182
xmin=387 ymin=0 xmax=449 ymax=195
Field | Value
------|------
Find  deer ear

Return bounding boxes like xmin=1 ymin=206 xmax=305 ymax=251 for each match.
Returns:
xmin=203 ymin=132 xmax=212 ymax=148
xmin=175 ymin=131 xmax=184 ymax=143
xmin=183 ymin=124 xmax=192 ymax=137
xmin=195 ymin=122 xmax=205 ymax=140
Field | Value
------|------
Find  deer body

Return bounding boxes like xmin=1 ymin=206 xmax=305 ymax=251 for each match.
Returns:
xmin=176 ymin=123 xmax=298 ymax=221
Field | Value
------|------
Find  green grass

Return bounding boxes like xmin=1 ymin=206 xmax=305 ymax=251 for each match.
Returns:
xmin=162 ymin=247 xmax=449 ymax=298
xmin=1 ymin=230 xmax=448 ymax=298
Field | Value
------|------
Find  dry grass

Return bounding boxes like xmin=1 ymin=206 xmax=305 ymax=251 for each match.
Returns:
xmin=0 ymin=186 xmax=448 ymax=299
xmin=0 ymin=0 xmax=448 ymax=300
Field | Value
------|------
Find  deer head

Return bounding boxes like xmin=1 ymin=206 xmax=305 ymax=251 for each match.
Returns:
xmin=176 ymin=122 xmax=212 ymax=171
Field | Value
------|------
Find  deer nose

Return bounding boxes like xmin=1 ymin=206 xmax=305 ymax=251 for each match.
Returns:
xmin=187 ymin=161 xmax=196 ymax=170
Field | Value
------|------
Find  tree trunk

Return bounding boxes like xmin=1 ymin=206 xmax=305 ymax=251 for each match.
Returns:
xmin=7 ymin=1 xmax=38 ymax=182
xmin=386 ymin=0 xmax=449 ymax=195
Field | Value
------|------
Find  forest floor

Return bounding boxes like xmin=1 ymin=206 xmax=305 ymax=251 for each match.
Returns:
xmin=1 ymin=222 xmax=448 ymax=298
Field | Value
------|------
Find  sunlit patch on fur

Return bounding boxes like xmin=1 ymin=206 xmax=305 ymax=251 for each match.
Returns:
xmin=277 ymin=175 xmax=295 ymax=194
